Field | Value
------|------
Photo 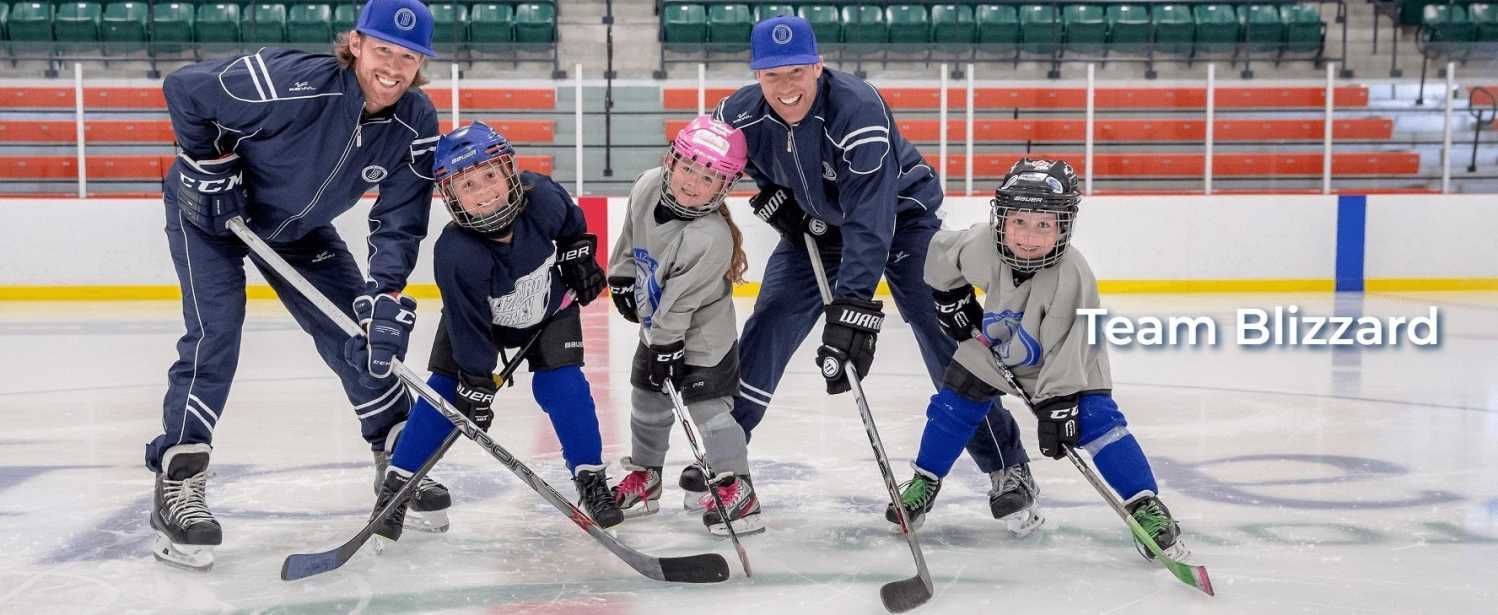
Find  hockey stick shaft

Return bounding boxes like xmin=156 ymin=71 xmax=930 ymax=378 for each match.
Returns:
xmin=803 ymin=234 xmax=933 ymax=613
xmin=662 ymin=380 xmax=752 ymax=577
xmin=229 ymin=218 xmax=730 ymax=584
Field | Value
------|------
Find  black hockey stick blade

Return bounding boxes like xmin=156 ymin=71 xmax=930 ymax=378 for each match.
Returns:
xmin=657 ymin=552 xmax=732 ymax=583
xmin=281 ymin=542 xmax=360 ymax=581
xmin=880 ymin=574 xmax=934 ymax=613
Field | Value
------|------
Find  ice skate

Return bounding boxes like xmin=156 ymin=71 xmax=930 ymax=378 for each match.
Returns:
xmin=885 ymin=465 xmax=941 ymax=531
xmin=150 ymin=443 xmax=221 ymax=572
xmin=990 ymin=462 xmax=1045 ymax=537
xmin=574 ymin=464 xmax=624 ymax=529
xmin=702 ymin=474 xmax=764 ymax=537
xmin=610 ymin=457 xmax=662 ymax=519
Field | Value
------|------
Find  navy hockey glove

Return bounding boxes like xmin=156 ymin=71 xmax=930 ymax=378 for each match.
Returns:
xmin=815 ymin=297 xmax=884 ymax=395
xmin=454 ymin=371 xmax=497 ymax=432
xmin=557 ymin=234 xmax=605 ymax=305
xmin=1033 ymin=395 xmax=1080 ymax=459
xmin=608 ymin=276 xmax=639 ymax=323
xmin=749 ymin=185 xmax=840 ymax=247
xmin=933 ymin=284 xmax=983 ymax=342
xmin=342 ymin=293 xmax=417 ymax=389
xmin=646 ymin=340 xmax=686 ymax=392
xmin=174 ymin=153 xmax=247 ymax=235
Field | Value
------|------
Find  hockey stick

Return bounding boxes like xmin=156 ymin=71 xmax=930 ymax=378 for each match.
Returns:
xmin=225 ymin=218 xmax=730 ymax=584
xmin=280 ymin=297 xmax=555 ymax=581
xmin=803 ymin=234 xmax=934 ymax=613
xmin=661 ymin=380 xmax=752 ymax=577
xmin=973 ymin=331 xmax=1214 ymax=596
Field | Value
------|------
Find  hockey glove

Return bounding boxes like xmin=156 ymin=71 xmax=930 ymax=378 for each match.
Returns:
xmin=454 ymin=371 xmax=497 ymax=432
xmin=749 ymin=185 xmax=840 ymax=247
xmin=1033 ymin=395 xmax=1080 ymax=459
xmin=933 ymin=284 xmax=983 ymax=342
xmin=557 ymin=234 xmax=605 ymax=305
xmin=646 ymin=340 xmax=686 ymax=392
xmin=174 ymin=153 xmax=247 ymax=236
xmin=342 ymin=292 xmax=417 ymax=389
xmin=815 ymin=297 xmax=884 ymax=395
xmin=608 ymin=275 xmax=640 ymax=323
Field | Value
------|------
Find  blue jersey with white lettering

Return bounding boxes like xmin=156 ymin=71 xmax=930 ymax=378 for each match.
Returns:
xmin=714 ymin=68 xmax=942 ymax=300
xmin=433 ymin=171 xmax=589 ymax=376
xmin=163 ymin=48 xmax=438 ymax=294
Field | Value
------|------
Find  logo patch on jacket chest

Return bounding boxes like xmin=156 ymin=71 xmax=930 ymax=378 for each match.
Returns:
xmin=821 ymin=161 xmax=836 ymax=180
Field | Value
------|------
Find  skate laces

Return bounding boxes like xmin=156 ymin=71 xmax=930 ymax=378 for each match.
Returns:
xmin=579 ymin=474 xmax=613 ymax=512
xmin=899 ymin=475 xmax=939 ymax=510
xmin=702 ymin=478 xmax=742 ymax=512
xmin=1132 ymin=499 xmax=1171 ymax=537
xmin=616 ymin=469 xmax=656 ymax=497
xmin=163 ymin=472 xmax=214 ymax=528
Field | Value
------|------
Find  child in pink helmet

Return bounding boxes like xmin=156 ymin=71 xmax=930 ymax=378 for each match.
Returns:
xmin=605 ymin=115 xmax=762 ymax=536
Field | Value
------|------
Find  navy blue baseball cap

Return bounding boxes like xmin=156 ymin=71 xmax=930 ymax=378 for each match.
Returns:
xmin=750 ymin=16 xmax=821 ymax=70
xmin=356 ymin=0 xmax=435 ymax=57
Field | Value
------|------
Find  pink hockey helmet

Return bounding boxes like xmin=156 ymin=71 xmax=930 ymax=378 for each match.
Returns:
xmin=660 ymin=115 xmax=748 ymax=219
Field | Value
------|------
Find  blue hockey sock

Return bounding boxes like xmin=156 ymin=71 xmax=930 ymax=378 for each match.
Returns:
xmin=1085 ymin=432 xmax=1158 ymax=501
xmin=532 ymin=366 xmax=603 ymax=473
xmin=913 ymin=387 xmax=993 ymax=478
xmin=390 ymin=372 xmax=460 ymax=473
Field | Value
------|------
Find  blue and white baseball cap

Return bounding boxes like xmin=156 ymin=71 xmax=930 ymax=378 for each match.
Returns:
xmin=355 ymin=0 xmax=435 ymax=57
xmin=750 ymin=16 xmax=820 ymax=70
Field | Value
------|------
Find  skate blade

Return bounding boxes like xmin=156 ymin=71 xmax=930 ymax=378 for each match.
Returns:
xmin=885 ymin=512 xmax=926 ymax=532
xmin=708 ymin=514 xmax=766 ymax=537
xmin=620 ymin=498 xmax=661 ymax=519
xmin=406 ymin=509 xmax=450 ymax=533
xmin=372 ymin=534 xmax=396 ymax=555
xmin=1000 ymin=507 xmax=1046 ymax=538
xmin=682 ymin=491 xmax=708 ymax=512
xmin=152 ymin=533 xmax=214 ymax=572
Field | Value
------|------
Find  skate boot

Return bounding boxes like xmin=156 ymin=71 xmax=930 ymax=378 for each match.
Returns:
xmin=989 ymin=462 xmax=1045 ymax=537
xmin=1126 ymin=494 xmax=1189 ymax=562
xmin=150 ymin=443 xmax=222 ymax=572
xmin=610 ymin=457 xmax=662 ymax=519
xmin=885 ymin=465 xmax=941 ymax=531
xmin=574 ymin=464 xmax=624 ymax=529
xmin=679 ymin=464 xmax=709 ymax=512
xmin=374 ymin=421 xmax=452 ymax=533
xmin=369 ymin=470 xmax=411 ymax=546
xmin=702 ymin=474 xmax=765 ymax=537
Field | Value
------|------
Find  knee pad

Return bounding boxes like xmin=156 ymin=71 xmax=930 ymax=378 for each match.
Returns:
xmin=1077 ymin=393 xmax=1130 ymax=452
xmin=927 ymin=387 xmax=993 ymax=432
xmin=532 ymin=365 xmax=591 ymax=413
xmin=940 ymin=362 xmax=1000 ymax=402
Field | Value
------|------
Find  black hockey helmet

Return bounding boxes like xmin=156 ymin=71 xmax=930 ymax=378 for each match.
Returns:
xmin=990 ymin=158 xmax=1082 ymax=272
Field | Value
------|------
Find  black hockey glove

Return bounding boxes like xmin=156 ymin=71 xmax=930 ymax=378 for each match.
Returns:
xmin=557 ymin=234 xmax=605 ymax=305
xmin=608 ymin=275 xmax=639 ymax=323
xmin=749 ymin=185 xmax=840 ymax=247
xmin=1033 ymin=395 xmax=1080 ymax=460
xmin=646 ymin=340 xmax=686 ymax=392
xmin=342 ymin=292 xmax=417 ymax=389
xmin=454 ymin=371 xmax=497 ymax=432
xmin=815 ymin=297 xmax=884 ymax=395
xmin=174 ymin=152 xmax=247 ymax=236
xmin=933 ymin=284 xmax=983 ymax=342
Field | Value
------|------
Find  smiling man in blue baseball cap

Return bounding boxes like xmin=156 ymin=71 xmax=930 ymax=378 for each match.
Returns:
xmin=748 ymin=15 xmax=824 ymax=125
xmin=341 ymin=0 xmax=436 ymax=113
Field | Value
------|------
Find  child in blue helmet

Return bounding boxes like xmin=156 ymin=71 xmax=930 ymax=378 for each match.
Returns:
xmin=364 ymin=121 xmax=622 ymax=543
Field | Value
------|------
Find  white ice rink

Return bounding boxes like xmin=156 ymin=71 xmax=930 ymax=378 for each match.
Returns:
xmin=1 ymin=292 xmax=1495 ymax=614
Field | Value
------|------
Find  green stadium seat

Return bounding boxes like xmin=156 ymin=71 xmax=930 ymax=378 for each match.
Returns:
xmin=194 ymin=2 xmax=239 ymax=45
xmin=1237 ymin=4 xmax=1284 ymax=52
xmin=150 ymin=2 xmax=193 ymax=52
xmin=7 ymin=2 xmax=53 ymax=43
xmin=1019 ymin=4 xmax=1062 ymax=54
xmin=1467 ymin=2 xmax=1498 ymax=40
xmin=1063 ymin=4 xmax=1106 ymax=51
xmin=428 ymin=3 xmax=466 ymax=48
xmin=513 ymin=2 xmax=554 ymax=43
xmin=662 ymin=3 xmax=705 ymax=43
xmin=102 ymin=1 xmax=148 ymax=52
xmin=976 ymin=4 xmax=1019 ymax=44
xmin=54 ymin=1 xmax=102 ymax=44
xmin=886 ymin=4 xmax=930 ymax=44
xmin=1280 ymin=4 xmax=1324 ymax=53
xmin=1192 ymin=4 xmax=1239 ymax=53
xmin=241 ymin=3 xmax=286 ymax=44
xmin=286 ymin=3 xmax=330 ymax=44
xmin=1399 ymin=0 xmax=1426 ymax=26
xmin=841 ymin=4 xmax=887 ymax=45
xmin=797 ymin=5 xmax=841 ymax=43
xmin=707 ymin=3 xmax=752 ymax=49
xmin=1422 ymin=4 xmax=1475 ymax=44
xmin=468 ymin=3 xmax=513 ymax=44
xmin=1152 ymin=4 xmax=1193 ymax=53
xmin=332 ymin=3 xmax=358 ymax=35
xmin=931 ymin=4 xmax=975 ymax=44
xmin=1107 ymin=4 xmax=1152 ymax=52
xmin=755 ymin=3 xmax=794 ymax=21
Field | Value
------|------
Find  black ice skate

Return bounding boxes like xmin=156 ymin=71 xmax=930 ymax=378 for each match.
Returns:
xmin=369 ymin=470 xmax=411 ymax=547
xmin=151 ymin=443 xmax=222 ymax=572
xmin=989 ymin=462 xmax=1045 ymax=537
xmin=678 ymin=464 xmax=709 ymax=512
xmin=885 ymin=465 xmax=942 ymax=531
xmin=702 ymin=474 xmax=765 ymax=537
xmin=610 ymin=457 xmax=662 ymax=519
xmin=375 ymin=421 xmax=452 ymax=533
xmin=1126 ymin=494 xmax=1190 ymax=562
xmin=574 ymin=464 xmax=624 ymax=529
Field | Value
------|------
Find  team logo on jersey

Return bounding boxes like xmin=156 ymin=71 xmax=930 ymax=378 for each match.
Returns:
xmin=632 ymin=249 xmax=664 ymax=329
xmin=772 ymin=24 xmax=794 ymax=45
xmin=981 ymin=309 xmax=1042 ymax=368
xmin=822 ymin=161 xmax=836 ymax=180
xmin=808 ymin=218 xmax=828 ymax=237
xmin=362 ymin=165 xmax=388 ymax=183
xmin=394 ymin=8 xmax=417 ymax=31
xmin=489 ymin=254 xmax=555 ymax=328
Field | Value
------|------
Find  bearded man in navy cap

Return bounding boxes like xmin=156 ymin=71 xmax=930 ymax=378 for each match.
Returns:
xmin=703 ymin=16 xmax=1045 ymax=536
xmin=146 ymin=0 xmax=449 ymax=571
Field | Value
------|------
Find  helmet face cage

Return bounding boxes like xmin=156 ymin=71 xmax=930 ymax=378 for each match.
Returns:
xmin=991 ymin=202 xmax=1076 ymax=272
xmin=991 ymin=159 xmax=1082 ymax=272
xmin=659 ymin=148 xmax=739 ymax=219
xmin=437 ymin=154 xmax=526 ymax=238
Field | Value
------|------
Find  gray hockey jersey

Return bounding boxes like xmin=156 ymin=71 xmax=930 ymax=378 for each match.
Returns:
xmin=608 ymin=167 xmax=739 ymax=367
xmin=925 ymin=223 xmax=1113 ymax=404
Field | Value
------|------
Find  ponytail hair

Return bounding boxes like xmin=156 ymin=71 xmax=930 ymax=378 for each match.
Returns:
xmin=718 ymin=204 xmax=749 ymax=285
